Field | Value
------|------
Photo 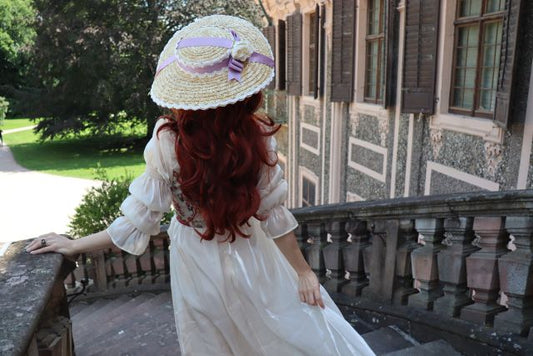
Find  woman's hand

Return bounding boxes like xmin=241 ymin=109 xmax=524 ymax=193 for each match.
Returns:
xmin=25 ymin=233 xmax=78 ymax=257
xmin=298 ymin=269 xmax=325 ymax=309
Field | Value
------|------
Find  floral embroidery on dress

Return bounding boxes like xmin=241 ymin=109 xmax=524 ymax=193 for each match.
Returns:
xmin=170 ymin=171 xmax=205 ymax=227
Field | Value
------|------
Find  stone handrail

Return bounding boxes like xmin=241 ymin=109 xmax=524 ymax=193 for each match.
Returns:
xmin=291 ymin=189 xmax=533 ymax=355
xmin=0 ymin=240 xmax=76 ymax=355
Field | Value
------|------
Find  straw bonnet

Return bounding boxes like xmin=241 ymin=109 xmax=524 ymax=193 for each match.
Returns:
xmin=150 ymin=15 xmax=275 ymax=110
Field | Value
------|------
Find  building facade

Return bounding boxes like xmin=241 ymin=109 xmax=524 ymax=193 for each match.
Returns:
xmin=260 ymin=0 xmax=533 ymax=208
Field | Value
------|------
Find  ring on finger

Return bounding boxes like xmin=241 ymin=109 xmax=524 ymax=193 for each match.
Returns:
xmin=41 ymin=239 xmax=47 ymax=248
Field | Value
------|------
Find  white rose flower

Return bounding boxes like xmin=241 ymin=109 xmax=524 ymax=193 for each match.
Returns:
xmin=231 ymin=40 xmax=254 ymax=61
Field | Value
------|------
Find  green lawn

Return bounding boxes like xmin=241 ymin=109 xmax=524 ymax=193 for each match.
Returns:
xmin=1 ymin=118 xmax=36 ymax=131
xmin=3 ymin=126 xmax=147 ymax=180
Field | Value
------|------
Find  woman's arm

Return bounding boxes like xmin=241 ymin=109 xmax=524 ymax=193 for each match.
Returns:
xmin=25 ymin=230 xmax=114 ymax=257
xmin=274 ymin=231 xmax=325 ymax=309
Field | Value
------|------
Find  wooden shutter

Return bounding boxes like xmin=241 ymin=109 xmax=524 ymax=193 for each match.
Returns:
xmin=277 ymin=20 xmax=286 ymax=91
xmin=330 ymin=0 xmax=356 ymax=102
xmin=262 ymin=26 xmax=276 ymax=90
xmin=401 ymin=0 xmax=440 ymax=114
xmin=494 ymin=0 xmax=523 ymax=127
xmin=312 ymin=5 xmax=320 ymax=98
xmin=318 ymin=5 xmax=326 ymax=98
xmin=286 ymin=13 xmax=302 ymax=96
xmin=384 ymin=0 xmax=399 ymax=108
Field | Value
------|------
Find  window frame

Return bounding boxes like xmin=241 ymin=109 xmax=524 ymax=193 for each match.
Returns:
xmin=364 ymin=0 xmax=385 ymax=105
xmin=448 ymin=0 xmax=505 ymax=118
xmin=299 ymin=167 xmax=319 ymax=207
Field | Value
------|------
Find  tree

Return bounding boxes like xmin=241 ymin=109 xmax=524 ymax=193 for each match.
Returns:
xmin=0 ymin=0 xmax=36 ymax=113
xmin=31 ymin=0 xmax=263 ymax=140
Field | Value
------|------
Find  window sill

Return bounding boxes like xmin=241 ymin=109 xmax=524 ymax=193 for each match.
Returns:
xmin=350 ymin=101 xmax=389 ymax=118
xmin=430 ymin=113 xmax=504 ymax=144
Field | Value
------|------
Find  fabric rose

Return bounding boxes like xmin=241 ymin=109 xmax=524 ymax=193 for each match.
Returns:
xmin=231 ymin=40 xmax=254 ymax=61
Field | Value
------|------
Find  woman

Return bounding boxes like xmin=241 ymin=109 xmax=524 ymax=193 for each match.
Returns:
xmin=26 ymin=15 xmax=375 ymax=356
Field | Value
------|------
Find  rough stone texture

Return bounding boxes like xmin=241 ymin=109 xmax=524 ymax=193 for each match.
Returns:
xmin=350 ymin=142 xmax=385 ymax=175
xmin=346 ymin=168 xmax=387 ymax=201
xmin=394 ymin=114 xmax=410 ymax=198
xmin=301 ymin=125 xmax=320 ymax=149
xmin=0 ymin=239 xmax=75 ymax=355
xmin=428 ymin=171 xmax=486 ymax=195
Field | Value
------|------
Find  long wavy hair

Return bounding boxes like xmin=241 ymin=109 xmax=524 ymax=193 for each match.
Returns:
xmin=158 ymin=92 xmax=280 ymax=242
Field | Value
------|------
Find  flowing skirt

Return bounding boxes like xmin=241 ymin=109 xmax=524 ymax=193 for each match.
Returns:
xmin=168 ymin=218 xmax=375 ymax=356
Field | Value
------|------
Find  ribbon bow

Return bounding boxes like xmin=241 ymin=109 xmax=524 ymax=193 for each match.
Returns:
xmin=228 ymin=30 xmax=245 ymax=82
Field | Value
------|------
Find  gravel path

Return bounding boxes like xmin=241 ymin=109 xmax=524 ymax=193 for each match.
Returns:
xmin=0 ymin=133 xmax=100 ymax=243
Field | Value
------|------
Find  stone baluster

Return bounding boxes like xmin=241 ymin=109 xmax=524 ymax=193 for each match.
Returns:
xmin=323 ymin=220 xmax=348 ymax=293
xmin=461 ymin=217 xmax=509 ymax=326
xmin=494 ymin=217 xmax=533 ymax=335
xmin=294 ymin=223 xmax=308 ymax=253
xmin=409 ymin=218 xmax=444 ymax=310
xmin=393 ymin=219 xmax=419 ymax=305
xmin=341 ymin=219 xmax=370 ymax=297
xmin=304 ymin=222 xmax=327 ymax=284
xmin=434 ymin=217 xmax=479 ymax=317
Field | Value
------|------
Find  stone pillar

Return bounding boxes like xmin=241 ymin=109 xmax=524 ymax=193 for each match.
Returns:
xmin=433 ymin=217 xmax=479 ymax=317
xmin=409 ymin=218 xmax=444 ymax=310
xmin=294 ymin=224 xmax=308 ymax=252
xmin=393 ymin=219 xmax=419 ymax=305
xmin=304 ymin=222 xmax=326 ymax=283
xmin=495 ymin=217 xmax=533 ymax=335
xmin=461 ymin=217 xmax=509 ymax=326
xmin=342 ymin=219 xmax=370 ymax=297
xmin=323 ymin=220 xmax=348 ymax=293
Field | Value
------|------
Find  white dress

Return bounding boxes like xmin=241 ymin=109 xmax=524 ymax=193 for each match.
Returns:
xmin=107 ymin=119 xmax=375 ymax=356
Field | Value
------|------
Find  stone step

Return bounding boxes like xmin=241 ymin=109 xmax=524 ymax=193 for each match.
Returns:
xmin=384 ymin=339 xmax=463 ymax=356
xmin=73 ymin=293 xmax=153 ymax=345
xmin=70 ymin=298 xmax=109 ymax=322
xmin=362 ymin=326 xmax=417 ymax=355
xmin=75 ymin=292 xmax=175 ymax=355
xmin=72 ymin=294 xmax=131 ymax=330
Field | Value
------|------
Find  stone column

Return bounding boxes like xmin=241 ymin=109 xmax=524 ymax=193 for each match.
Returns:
xmin=495 ymin=217 xmax=533 ymax=335
xmin=294 ymin=223 xmax=308 ymax=252
xmin=408 ymin=218 xmax=444 ymax=310
xmin=342 ymin=219 xmax=370 ymax=297
xmin=323 ymin=220 xmax=348 ymax=293
xmin=461 ymin=217 xmax=509 ymax=326
xmin=393 ymin=219 xmax=419 ymax=305
xmin=304 ymin=222 xmax=326 ymax=283
xmin=434 ymin=217 xmax=479 ymax=317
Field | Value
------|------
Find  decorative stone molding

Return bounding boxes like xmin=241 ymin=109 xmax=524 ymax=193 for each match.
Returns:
xmin=484 ymin=142 xmax=503 ymax=178
xmin=429 ymin=114 xmax=504 ymax=144
xmin=430 ymin=127 xmax=444 ymax=159
xmin=349 ymin=114 xmax=360 ymax=137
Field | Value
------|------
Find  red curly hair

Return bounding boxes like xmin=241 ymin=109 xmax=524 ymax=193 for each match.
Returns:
xmin=158 ymin=92 xmax=279 ymax=242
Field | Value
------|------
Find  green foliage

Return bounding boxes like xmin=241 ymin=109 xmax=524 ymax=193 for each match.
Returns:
xmin=0 ymin=97 xmax=9 ymax=123
xmin=31 ymin=0 xmax=264 ymax=141
xmin=0 ymin=0 xmax=36 ymax=106
xmin=68 ymin=166 xmax=173 ymax=238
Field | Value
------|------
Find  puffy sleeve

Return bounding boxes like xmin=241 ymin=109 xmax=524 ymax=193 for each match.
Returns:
xmin=257 ymin=136 xmax=298 ymax=239
xmin=106 ymin=119 xmax=176 ymax=255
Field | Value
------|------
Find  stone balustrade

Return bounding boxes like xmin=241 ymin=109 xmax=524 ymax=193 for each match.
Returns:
xmin=0 ymin=240 xmax=76 ymax=355
xmin=65 ymin=190 xmax=533 ymax=354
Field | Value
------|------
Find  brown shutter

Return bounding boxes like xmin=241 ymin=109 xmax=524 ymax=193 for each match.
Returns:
xmin=384 ymin=0 xmax=399 ymax=108
xmin=318 ymin=5 xmax=326 ymax=98
xmin=277 ymin=20 xmax=286 ymax=91
xmin=286 ymin=13 xmax=302 ymax=96
xmin=401 ymin=0 xmax=440 ymax=114
xmin=494 ymin=0 xmax=523 ymax=127
xmin=330 ymin=0 xmax=356 ymax=102
xmin=262 ymin=26 xmax=276 ymax=90
xmin=312 ymin=5 xmax=320 ymax=98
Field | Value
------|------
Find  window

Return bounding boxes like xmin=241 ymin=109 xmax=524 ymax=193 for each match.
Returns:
xmin=450 ymin=0 xmax=505 ymax=117
xmin=301 ymin=176 xmax=316 ymax=207
xmin=365 ymin=0 xmax=385 ymax=104
xmin=308 ymin=11 xmax=318 ymax=96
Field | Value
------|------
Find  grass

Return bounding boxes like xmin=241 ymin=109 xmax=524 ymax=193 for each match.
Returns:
xmin=1 ymin=118 xmax=36 ymax=131
xmin=3 ymin=123 xmax=147 ymax=180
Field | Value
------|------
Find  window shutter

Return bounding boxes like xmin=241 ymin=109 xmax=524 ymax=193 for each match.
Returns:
xmin=318 ymin=5 xmax=326 ymax=98
xmin=330 ymin=0 xmax=356 ymax=102
xmin=401 ymin=0 xmax=440 ymax=114
xmin=287 ymin=13 xmax=302 ymax=96
xmin=384 ymin=0 xmax=400 ymax=108
xmin=262 ymin=26 xmax=276 ymax=90
xmin=312 ymin=5 xmax=320 ymax=99
xmin=494 ymin=0 xmax=523 ymax=127
xmin=277 ymin=20 xmax=286 ymax=91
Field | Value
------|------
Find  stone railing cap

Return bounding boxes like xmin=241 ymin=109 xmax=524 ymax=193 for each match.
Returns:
xmin=0 ymin=240 xmax=74 ymax=355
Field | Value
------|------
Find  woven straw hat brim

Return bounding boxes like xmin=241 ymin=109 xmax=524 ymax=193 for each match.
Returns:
xmin=150 ymin=15 xmax=274 ymax=111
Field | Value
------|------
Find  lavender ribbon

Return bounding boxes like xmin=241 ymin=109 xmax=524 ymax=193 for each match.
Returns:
xmin=155 ymin=30 xmax=274 ymax=82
